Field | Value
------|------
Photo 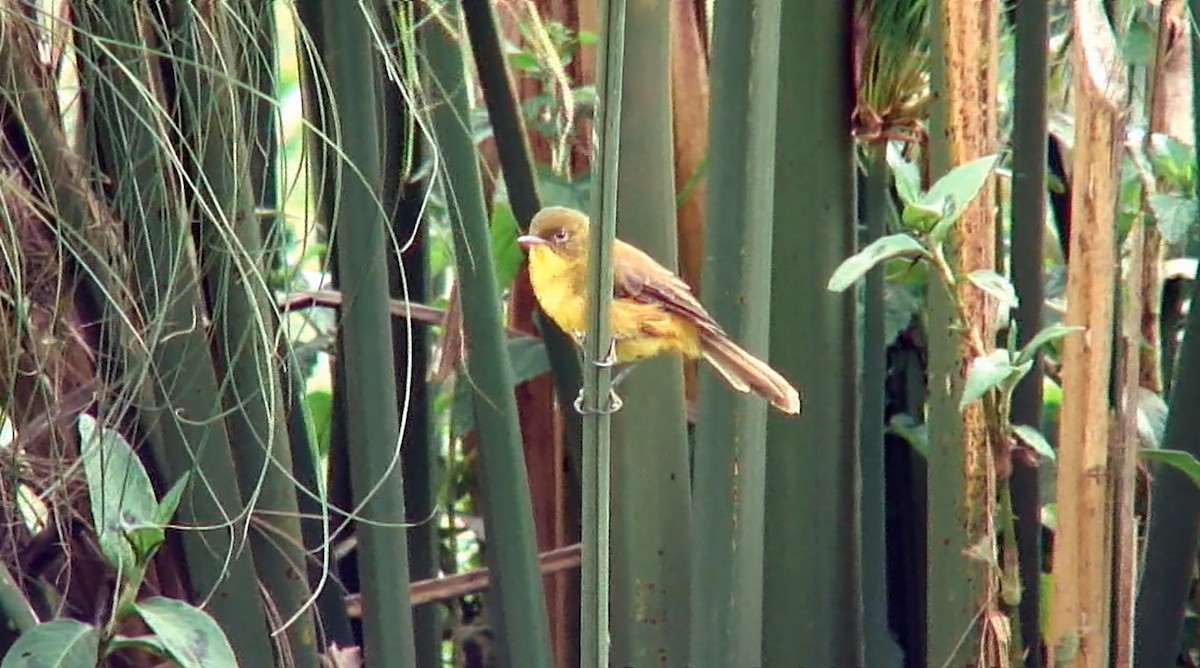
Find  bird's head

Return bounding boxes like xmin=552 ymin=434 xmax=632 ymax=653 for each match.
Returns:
xmin=517 ymin=206 xmax=589 ymax=262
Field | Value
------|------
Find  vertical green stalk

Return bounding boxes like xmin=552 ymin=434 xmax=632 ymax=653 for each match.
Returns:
xmin=924 ymin=0 xmax=998 ymax=663
xmin=857 ymin=145 xmax=902 ymax=668
xmin=234 ymin=0 xmax=282 ymax=272
xmin=422 ymin=4 xmax=553 ymax=667
xmin=691 ymin=0 xmax=781 ymax=665
xmin=583 ymin=1 xmax=627 ymax=666
xmin=377 ymin=3 xmax=439 ymax=665
xmin=762 ymin=0 xmax=864 ymax=665
xmin=608 ymin=0 xmax=692 ymax=665
xmin=290 ymin=0 xmax=359 ymax=650
xmin=282 ymin=354 xmax=356 ymax=649
xmin=321 ymin=1 xmax=416 ymax=665
xmin=1010 ymin=0 xmax=1049 ymax=663
xmin=171 ymin=4 xmax=319 ymax=663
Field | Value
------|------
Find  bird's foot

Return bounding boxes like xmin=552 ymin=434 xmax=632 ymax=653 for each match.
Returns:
xmin=573 ymin=385 xmax=624 ymax=415
xmin=590 ymin=337 xmax=619 ymax=368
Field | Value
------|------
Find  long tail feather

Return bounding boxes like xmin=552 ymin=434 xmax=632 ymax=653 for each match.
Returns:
xmin=699 ymin=335 xmax=802 ymax=415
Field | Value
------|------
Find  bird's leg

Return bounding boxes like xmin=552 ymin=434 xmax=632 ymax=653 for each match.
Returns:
xmin=592 ymin=336 xmax=619 ymax=368
xmin=573 ymin=385 xmax=623 ymax=415
xmin=572 ymin=336 xmax=625 ymax=415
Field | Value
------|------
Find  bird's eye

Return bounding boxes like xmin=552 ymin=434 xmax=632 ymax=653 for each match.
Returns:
xmin=553 ymin=229 xmax=569 ymax=242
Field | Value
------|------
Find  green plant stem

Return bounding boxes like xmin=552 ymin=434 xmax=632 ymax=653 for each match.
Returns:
xmin=608 ymin=0 xmax=692 ymax=664
xmin=582 ymin=2 xmax=627 ymax=667
xmin=423 ymin=4 xmax=554 ymax=666
xmin=692 ymin=0 xmax=783 ymax=665
xmin=171 ymin=4 xmax=319 ymax=661
xmin=764 ymin=0 xmax=864 ymax=665
xmin=461 ymin=0 xmax=540 ymax=222
xmin=999 ymin=481 xmax=1024 ymax=666
xmin=321 ymin=1 xmax=417 ymax=664
xmin=858 ymin=145 xmax=904 ymax=668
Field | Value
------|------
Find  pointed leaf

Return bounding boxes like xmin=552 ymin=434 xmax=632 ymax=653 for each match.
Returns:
xmin=960 ymin=349 xmax=1013 ymax=411
xmin=1 ymin=619 xmax=99 ymax=668
xmin=155 ymin=472 xmax=190 ymax=527
xmin=490 ymin=202 xmax=524 ymax=290
xmin=827 ymin=234 xmax=928 ymax=292
xmin=1015 ymin=324 xmax=1085 ymax=366
xmin=78 ymin=414 xmax=159 ymax=574
xmin=923 ymin=154 xmax=1000 ymax=244
xmin=966 ymin=270 xmax=1019 ymax=309
xmin=135 ymin=597 xmax=238 ymax=668
xmin=886 ymin=414 xmax=928 ymax=458
xmin=1147 ymin=193 xmax=1197 ymax=245
xmin=1011 ymin=425 xmax=1055 ymax=461
xmin=1141 ymin=449 xmax=1200 ymax=489
xmin=886 ymin=143 xmax=922 ymax=205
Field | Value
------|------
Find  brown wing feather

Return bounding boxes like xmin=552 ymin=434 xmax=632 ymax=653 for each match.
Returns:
xmin=611 ymin=239 xmax=726 ymax=337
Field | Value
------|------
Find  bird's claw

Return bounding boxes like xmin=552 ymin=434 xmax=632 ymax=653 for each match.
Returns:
xmin=591 ymin=338 xmax=619 ymax=368
xmin=573 ymin=385 xmax=624 ymax=415
xmin=574 ymin=335 xmax=618 ymax=368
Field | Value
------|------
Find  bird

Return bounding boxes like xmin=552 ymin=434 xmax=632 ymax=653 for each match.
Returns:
xmin=516 ymin=206 xmax=802 ymax=416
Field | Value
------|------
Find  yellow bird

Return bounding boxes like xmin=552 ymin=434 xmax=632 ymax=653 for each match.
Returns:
xmin=517 ymin=206 xmax=802 ymax=415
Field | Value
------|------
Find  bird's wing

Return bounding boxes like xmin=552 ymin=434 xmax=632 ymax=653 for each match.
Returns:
xmin=612 ymin=240 xmax=726 ymax=337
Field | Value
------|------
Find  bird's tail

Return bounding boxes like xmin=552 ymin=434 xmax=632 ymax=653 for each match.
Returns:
xmin=699 ymin=335 xmax=802 ymax=415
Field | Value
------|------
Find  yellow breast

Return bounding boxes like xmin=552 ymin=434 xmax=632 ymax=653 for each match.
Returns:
xmin=526 ymin=246 xmax=588 ymax=336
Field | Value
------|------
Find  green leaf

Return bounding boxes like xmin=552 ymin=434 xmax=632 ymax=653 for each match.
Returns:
xmin=1141 ymin=450 xmax=1200 ymax=489
xmin=1 ymin=619 xmax=99 ymax=668
xmin=506 ymin=336 xmax=553 ymax=380
xmin=966 ymin=270 xmax=1018 ymax=309
xmin=1040 ymin=503 xmax=1057 ymax=531
xmin=1148 ymin=193 xmax=1197 ymax=245
xmin=1120 ymin=17 xmax=1156 ymax=66
xmin=304 ymin=388 xmax=333 ymax=458
xmin=1011 ymin=425 xmax=1055 ymax=462
xmin=883 ymin=282 xmax=923 ymax=346
xmin=886 ymin=143 xmax=922 ymax=206
xmin=1015 ymin=324 xmax=1085 ymax=366
xmin=507 ymin=51 xmax=542 ymax=72
xmin=960 ymin=349 xmax=1013 ymax=411
xmin=886 ymin=414 xmax=927 ymax=458
xmin=78 ymin=414 xmax=160 ymax=576
xmin=490 ymin=202 xmax=524 ymax=290
xmin=537 ymin=167 xmax=592 ymax=211
xmin=1136 ymin=387 xmax=1169 ymax=449
xmin=135 ymin=597 xmax=238 ymax=668
xmin=155 ymin=473 xmax=189 ymax=526
xmin=923 ymin=154 xmax=1000 ymax=244
xmin=901 ymin=201 xmax=945 ymax=231
xmin=107 ymin=635 xmax=170 ymax=659
xmin=1148 ymin=133 xmax=1196 ymax=189
xmin=827 ymin=234 xmax=927 ymax=292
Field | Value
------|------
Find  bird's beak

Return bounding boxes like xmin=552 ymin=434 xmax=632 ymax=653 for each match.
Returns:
xmin=517 ymin=235 xmax=547 ymax=249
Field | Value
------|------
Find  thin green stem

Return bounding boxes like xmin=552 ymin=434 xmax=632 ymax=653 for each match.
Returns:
xmin=582 ymin=1 xmax=626 ymax=666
